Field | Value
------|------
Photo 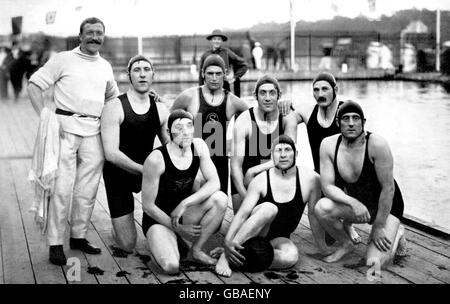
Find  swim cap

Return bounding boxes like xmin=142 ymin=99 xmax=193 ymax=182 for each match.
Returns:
xmin=312 ymin=71 xmax=337 ymax=88
xmin=271 ymin=135 xmax=297 ymax=171
xmin=167 ymin=109 xmax=194 ymax=131
xmin=239 ymin=237 xmax=274 ymax=272
xmin=253 ymin=74 xmax=281 ymax=98
xmin=127 ymin=55 xmax=154 ymax=74
xmin=202 ymin=54 xmax=226 ymax=73
xmin=337 ymin=100 xmax=365 ymax=121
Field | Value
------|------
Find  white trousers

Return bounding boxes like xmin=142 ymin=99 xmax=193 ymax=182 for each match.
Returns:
xmin=47 ymin=132 xmax=104 ymax=246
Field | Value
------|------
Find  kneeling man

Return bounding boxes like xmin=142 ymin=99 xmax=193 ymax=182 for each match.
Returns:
xmin=316 ymin=100 xmax=405 ymax=268
xmin=142 ymin=110 xmax=228 ymax=275
xmin=216 ymin=135 xmax=321 ymax=277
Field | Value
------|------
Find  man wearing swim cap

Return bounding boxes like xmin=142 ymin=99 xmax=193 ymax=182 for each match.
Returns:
xmin=141 ymin=109 xmax=228 ymax=274
xmin=278 ymin=71 xmax=361 ymax=253
xmin=231 ymin=74 xmax=298 ymax=212
xmin=215 ymin=135 xmax=321 ymax=277
xmin=101 ymin=55 xmax=170 ymax=253
xmin=199 ymin=29 xmax=248 ymax=96
xmin=316 ymin=100 xmax=406 ymax=267
xmin=172 ymin=54 xmax=249 ymax=196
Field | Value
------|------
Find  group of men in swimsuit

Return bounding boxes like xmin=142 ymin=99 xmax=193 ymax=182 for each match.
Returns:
xmin=29 ymin=17 xmax=406 ymax=278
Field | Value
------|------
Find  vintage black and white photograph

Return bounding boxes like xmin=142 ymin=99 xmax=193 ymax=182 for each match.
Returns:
xmin=0 ymin=0 xmax=449 ymax=290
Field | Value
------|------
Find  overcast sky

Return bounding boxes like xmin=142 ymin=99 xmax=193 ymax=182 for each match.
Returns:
xmin=1 ymin=0 xmax=450 ymax=36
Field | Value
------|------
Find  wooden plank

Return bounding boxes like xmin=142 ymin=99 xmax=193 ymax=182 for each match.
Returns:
xmin=7 ymin=101 xmax=37 ymax=154
xmin=0 ymin=160 xmax=35 ymax=283
xmin=0 ymin=227 xmax=4 ymax=284
xmin=349 ymin=222 xmax=450 ymax=284
xmin=294 ymin=223 xmax=411 ymax=284
xmin=9 ymin=159 xmax=67 ymax=284
xmin=90 ymin=193 xmax=160 ymax=284
xmin=132 ymin=197 xmax=223 ymax=284
xmin=2 ymin=104 xmax=31 ymax=156
xmin=95 ymin=180 xmax=192 ymax=284
xmin=62 ymin=247 xmax=99 ymax=284
xmin=404 ymin=226 xmax=450 ymax=258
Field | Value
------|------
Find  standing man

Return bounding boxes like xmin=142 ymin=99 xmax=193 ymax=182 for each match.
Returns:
xmin=231 ymin=75 xmax=298 ymax=212
xmin=198 ymin=29 xmax=248 ymax=97
xmin=215 ymin=135 xmax=321 ymax=277
xmin=279 ymin=71 xmax=360 ymax=251
xmin=316 ymin=101 xmax=406 ymax=266
xmin=28 ymin=17 xmax=119 ymax=266
xmin=142 ymin=110 xmax=228 ymax=274
xmin=172 ymin=54 xmax=249 ymax=194
xmin=101 ymin=55 xmax=169 ymax=253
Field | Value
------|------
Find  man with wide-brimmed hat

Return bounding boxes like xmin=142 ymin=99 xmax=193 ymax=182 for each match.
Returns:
xmin=198 ymin=29 xmax=248 ymax=97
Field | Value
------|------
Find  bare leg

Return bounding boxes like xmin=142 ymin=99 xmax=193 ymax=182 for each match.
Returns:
xmin=183 ymin=191 xmax=228 ymax=265
xmin=111 ymin=212 xmax=136 ymax=253
xmin=343 ymin=221 xmax=362 ymax=244
xmin=314 ymin=198 xmax=356 ymax=263
xmin=146 ymin=224 xmax=181 ymax=275
xmin=215 ymin=202 xmax=278 ymax=277
xmin=308 ymin=198 xmax=334 ymax=255
xmin=232 ymin=193 xmax=243 ymax=214
xmin=366 ymin=215 xmax=402 ymax=269
xmin=269 ymin=237 xmax=299 ymax=269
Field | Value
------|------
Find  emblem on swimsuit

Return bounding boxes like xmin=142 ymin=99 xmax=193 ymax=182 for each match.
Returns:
xmin=206 ymin=113 xmax=219 ymax=125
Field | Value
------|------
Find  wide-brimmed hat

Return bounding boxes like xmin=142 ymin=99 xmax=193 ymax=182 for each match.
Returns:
xmin=206 ymin=29 xmax=228 ymax=42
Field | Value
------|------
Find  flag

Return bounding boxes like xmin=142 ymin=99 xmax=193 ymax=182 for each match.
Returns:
xmin=75 ymin=6 xmax=82 ymax=11
xmin=368 ymin=0 xmax=376 ymax=13
xmin=11 ymin=16 xmax=22 ymax=35
xmin=331 ymin=1 xmax=339 ymax=13
xmin=45 ymin=11 xmax=56 ymax=24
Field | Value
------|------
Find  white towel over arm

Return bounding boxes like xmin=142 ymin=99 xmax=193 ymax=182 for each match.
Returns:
xmin=28 ymin=108 xmax=60 ymax=234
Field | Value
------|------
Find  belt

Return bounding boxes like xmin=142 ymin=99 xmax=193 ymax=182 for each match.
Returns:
xmin=55 ymin=108 xmax=98 ymax=119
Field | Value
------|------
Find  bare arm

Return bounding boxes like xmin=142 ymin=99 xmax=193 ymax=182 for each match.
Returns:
xmin=156 ymin=103 xmax=170 ymax=146
xmin=170 ymin=89 xmax=196 ymax=114
xmin=371 ymin=135 xmax=395 ymax=228
xmin=27 ymin=82 xmax=45 ymax=115
xmin=170 ymin=139 xmax=221 ymax=226
xmin=231 ymin=113 xmax=249 ymax=197
xmin=225 ymin=173 xmax=264 ymax=242
xmin=228 ymin=94 xmax=249 ymax=119
xmin=101 ymin=100 xmax=143 ymax=175
xmin=182 ymin=139 xmax=221 ymax=207
xmin=141 ymin=151 xmax=173 ymax=229
xmin=282 ymin=111 xmax=299 ymax=143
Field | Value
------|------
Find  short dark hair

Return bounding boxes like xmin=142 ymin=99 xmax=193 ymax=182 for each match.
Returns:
xmin=79 ymin=17 xmax=105 ymax=35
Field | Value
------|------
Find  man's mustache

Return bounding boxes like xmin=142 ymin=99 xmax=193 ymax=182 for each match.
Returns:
xmin=87 ymin=39 xmax=102 ymax=44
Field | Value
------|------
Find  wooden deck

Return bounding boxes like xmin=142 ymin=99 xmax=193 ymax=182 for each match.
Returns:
xmin=0 ymin=98 xmax=449 ymax=284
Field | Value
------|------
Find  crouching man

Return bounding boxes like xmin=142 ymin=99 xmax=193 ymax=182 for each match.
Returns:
xmin=216 ymin=135 xmax=321 ymax=277
xmin=316 ymin=100 xmax=406 ymax=268
xmin=141 ymin=110 xmax=228 ymax=275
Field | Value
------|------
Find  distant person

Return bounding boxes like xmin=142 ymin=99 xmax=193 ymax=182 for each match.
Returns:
xmin=198 ymin=29 xmax=248 ymax=97
xmin=101 ymin=55 xmax=169 ymax=253
xmin=142 ymin=110 xmax=228 ymax=274
xmin=316 ymin=100 xmax=407 ymax=266
xmin=241 ymin=42 xmax=253 ymax=70
xmin=278 ymin=72 xmax=360 ymax=252
xmin=172 ymin=54 xmax=248 ymax=194
xmin=0 ymin=45 xmax=13 ymax=99
xmin=215 ymin=135 xmax=321 ymax=277
xmin=252 ymin=42 xmax=263 ymax=70
xmin=10 ymin=44 xmax=32 ymax=100
xmin=277 ymin=38 xmax=288 ymax=70
xmin=265 ymin=45 xmax=278 ymax=70
xmin=28 ymin=17 xmax=120 ymax=266
xmin=318 ymin=47 xmax=332 ymax=70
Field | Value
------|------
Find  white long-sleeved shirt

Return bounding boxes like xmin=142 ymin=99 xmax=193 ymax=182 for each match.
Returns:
xmin=29 ymin=46 xmax=119 ymax=136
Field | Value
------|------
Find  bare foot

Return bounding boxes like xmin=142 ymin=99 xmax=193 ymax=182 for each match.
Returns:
xmin=395 ymin=225 xmax=408 ymax=257
xmin=323 ymin=242 xmax=355 ymax=263
xmin=215 ymin=252 xmax=232 ymax=277
xmin=210 ymin=247 xmax=224 ymax=259
xmin=191 ymin=248 xmax=217 ymax=265
xmin=344 ymin=223 xmax=362 ymax=244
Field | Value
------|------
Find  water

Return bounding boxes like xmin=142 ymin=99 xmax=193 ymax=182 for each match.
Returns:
xmin=120 ymin=80 xmax=450 ymax=231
